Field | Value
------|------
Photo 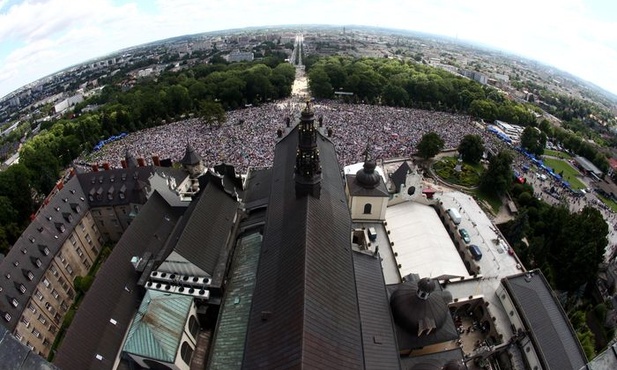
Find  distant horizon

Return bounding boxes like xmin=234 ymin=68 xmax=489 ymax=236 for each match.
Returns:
xmin=1 ymin=0 xmax=616 ymax=101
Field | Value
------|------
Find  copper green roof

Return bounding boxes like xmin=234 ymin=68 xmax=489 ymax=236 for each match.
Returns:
xmin=123 ymin=290 xmax=193 ymax=362
xmin=208 ymin=232 xmax=262 ymax=369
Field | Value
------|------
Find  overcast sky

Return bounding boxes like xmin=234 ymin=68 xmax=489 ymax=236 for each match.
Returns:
xmin=1 ymin=0 xmax=616 ymax=99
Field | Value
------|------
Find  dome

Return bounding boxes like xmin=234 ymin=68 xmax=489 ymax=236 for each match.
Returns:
xmin=355 ymin=144 xmax=382 ymax=189
xmin=390 ymin=280 xmax=449 ymax=336
xmin=443 ymin=360 xmax=465 ymax=370
xmin=417 ymin=277 xmax=436 ymax=297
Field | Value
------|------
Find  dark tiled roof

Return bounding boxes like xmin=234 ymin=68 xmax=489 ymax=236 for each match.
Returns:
xmin=0 ymin=176 xmax=89 ymax=331
xmin=391 ymin=162 xmax=412 ymax=193
xmin=346 ymin=174 xmax=390 ymax=197
xmin=399 ymin=348 xmax=465 ymax=369
xmin=0 ymin=325 xmax=60 ymax=370
xmin=53 ymin=191 xmax=183 ymax=370
xmin=502 ymin=270 xmax=587 ymax=370
xmin=170 ymin=183 xmax=238 ymax=277
xmin=242 ymin=127 xmax=364 ymax=368
xmin=352 ymin=251 xmax=401 ymax=370
xmin=77 ymin=166 xmax=188 ymax=208
xmin=242 ymin=168 xmax=272 ymax=212
xmin=77 ymin=167 xmax=152 ymax=207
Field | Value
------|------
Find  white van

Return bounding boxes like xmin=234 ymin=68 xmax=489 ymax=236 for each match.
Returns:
xmin=447 ymin=208 xmax=462 ymax=225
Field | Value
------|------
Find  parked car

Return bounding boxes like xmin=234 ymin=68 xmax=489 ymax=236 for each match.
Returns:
xmin=468 ymin=244 xmax=483 ymax=261
xmin=458 ymin=228 xmax=471 ymax=243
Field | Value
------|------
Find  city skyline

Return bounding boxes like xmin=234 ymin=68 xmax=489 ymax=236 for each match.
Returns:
xmin=1 ymin=0 xmax=616 ymax=99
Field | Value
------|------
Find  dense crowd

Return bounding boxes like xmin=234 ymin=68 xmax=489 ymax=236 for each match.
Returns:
xmin=83 ymin=100 xmax=501 ymax=174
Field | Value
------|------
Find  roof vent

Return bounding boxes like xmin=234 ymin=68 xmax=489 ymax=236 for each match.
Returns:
xmin=261 ymin=311 xmax=272 ymax=321
xmin=70 ymin=189 xmax=76 ymax=194
xmin=95 ymin=354 xmax=103 ymax=361
xmin=109 ymin=318 xmax=117 ymax=325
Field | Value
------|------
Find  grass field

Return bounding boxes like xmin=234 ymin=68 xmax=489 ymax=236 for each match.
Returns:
xmin=542 ymin=157 xmax=586 ymax=189
xmin=544 ymin=149 xmax=572 ymax=159
xmin=596 ymin=194 xmax=617 ymax=213
xmin=473 ymin=189 xmax=502 ymax=214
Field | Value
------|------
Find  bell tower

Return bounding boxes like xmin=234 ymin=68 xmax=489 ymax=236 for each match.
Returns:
xmin=294 ymin=101 xmax=321 ymax=198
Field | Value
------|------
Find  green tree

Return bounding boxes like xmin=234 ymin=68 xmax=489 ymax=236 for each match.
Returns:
xmin=479 ymin=151 xmax=513 ymax=196
xmin=521 ymin=126 xmax=546 ymax=156
xmin=416 ymin=132 xmax=444 ymax=160
xmin=19 ymin=145 xmax=60 ymax=195
xmin=458 ymin=134 xmax=485 ymax=164
xmin=382 ymin=84 xmax=409 ymax=107
xmin=200 ymin=101 xmax=227 ymax=126
xmin=308 ymin=68 xmax=333 ymax=98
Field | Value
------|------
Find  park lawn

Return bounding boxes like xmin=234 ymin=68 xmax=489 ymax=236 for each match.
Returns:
xmin=544 ymin=149 xmax=572 ymax=159
xmin=473 ymin=189 xmax=502 ymax=214
xmin=542 ymin=157 xmax=586 ymax=190
xmin=596 ymin=194 xmax=617 ymax=213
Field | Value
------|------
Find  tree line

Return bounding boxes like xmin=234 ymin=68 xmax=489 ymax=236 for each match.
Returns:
xmin=305 ymin=56 xmax=537 ymax=125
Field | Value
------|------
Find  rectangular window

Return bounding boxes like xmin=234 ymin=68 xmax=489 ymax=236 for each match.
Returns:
xmin=28 ymin=303 xmax=36 ymax=313
xmin=20 ymin=316 xmax=29 ymax=327
xmin=70 ymin=235 xmax=76 ymax=246
xmin=38 ymin=315 xmax=46 ymax=325
xmin=51 ymin=289 xmax=59 ymax=300
xmin=76 ymin=248 xmax=83 ymax=257
xmin=32 ymin=329 xmax=40 ymax=338
xmin=50 ymin=265 xmax=58 ymax=277
xmin=15 ymin=332 xmax=22 ymax=341
xmin=84 ymin=260 xmax=91 ymax=269
xmin=42 ymin=278 xmax=50 ymax=288
xmin=79 ymin=221 xmax=85 ymax=231
xmin=66 ymin=265 xmax=73 ymax=275
xmin=35 ymin=290 xmax=43 ymax=301
xmin=85 ymin=234 xmax=92 ymax=245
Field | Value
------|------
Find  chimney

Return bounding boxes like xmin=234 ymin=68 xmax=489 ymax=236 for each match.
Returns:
xmin=152 ymin=155 xmax=160 ymax=166
xmin=137 ymin=158 xmax=146 ymax=167
xmin=92 ymin=164 xmax=99 ymax=172
xmin=56 ymin=181 xmax=64 ymax=190
xmin=121 ymin=159 xmax=128 ymax=169
xmin=102 ymin=162 xmax=111 ymax=171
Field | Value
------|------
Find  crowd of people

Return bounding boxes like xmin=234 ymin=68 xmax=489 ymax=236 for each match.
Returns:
xmin=80 ymin=98 xmax=617 ymax=254
xmin=82 ymin=99 xmax=501 ymax=174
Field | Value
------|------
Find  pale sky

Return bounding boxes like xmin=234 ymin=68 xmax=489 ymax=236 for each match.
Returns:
xmin=1 ymin=0 xmax=616 ymax=99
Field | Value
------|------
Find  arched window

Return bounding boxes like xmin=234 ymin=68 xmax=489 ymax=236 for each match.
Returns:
xmin=181 ymin=341 xmax=194 ymax=365
xmin=363 ymin=203 xmax=372 ymax=214
xmin=188 ymin=315 xmax=199 ymax=339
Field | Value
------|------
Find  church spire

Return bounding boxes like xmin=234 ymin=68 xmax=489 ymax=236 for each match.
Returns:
xmin=295 ymin=101 xmax=321 ymax=198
